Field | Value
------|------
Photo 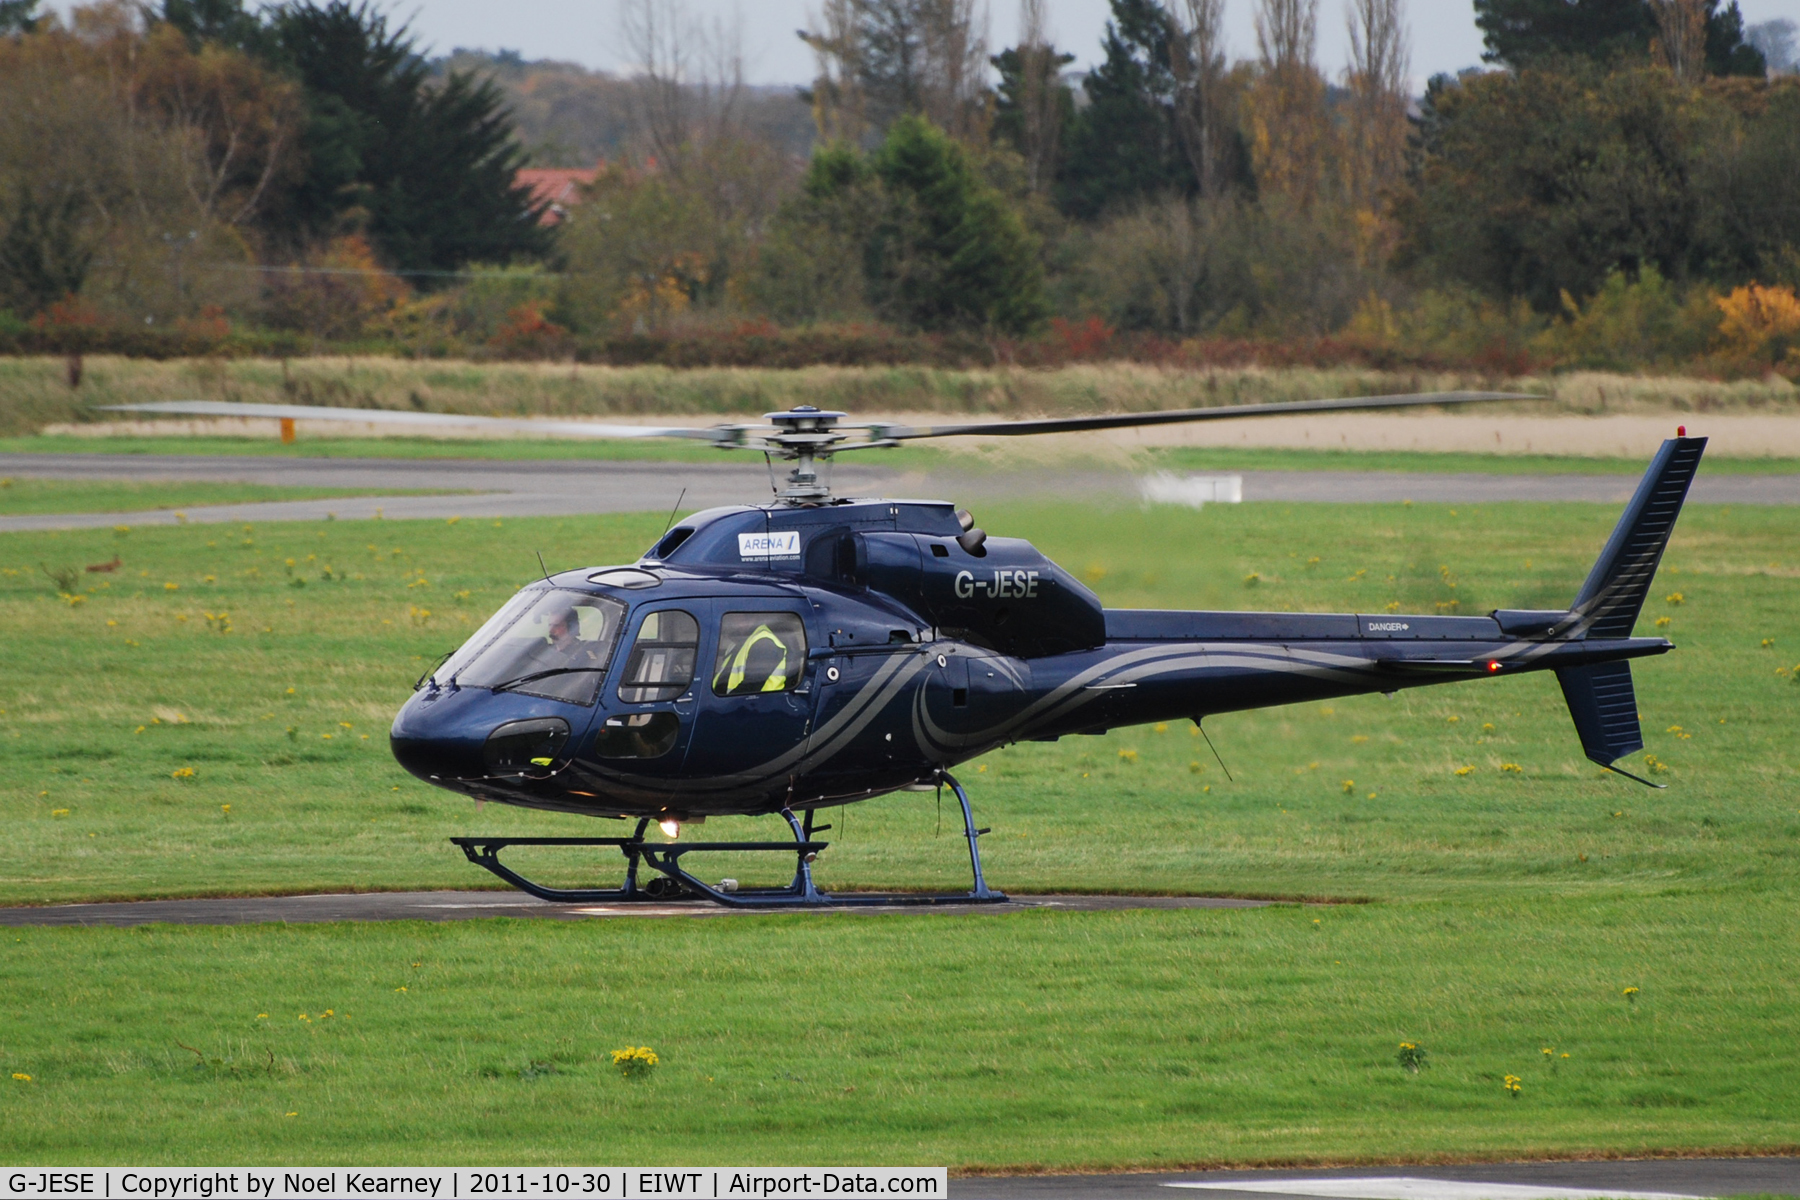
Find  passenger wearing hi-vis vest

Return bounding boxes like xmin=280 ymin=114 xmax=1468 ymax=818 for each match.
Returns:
xmin=716 ymin=624 xmax=791 ymax=694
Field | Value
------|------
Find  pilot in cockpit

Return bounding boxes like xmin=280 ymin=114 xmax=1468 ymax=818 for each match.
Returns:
xmin=544 ymin=604 xmax=612 ymax=671
xmin=547 ymin=606 xmax=581 ymax=654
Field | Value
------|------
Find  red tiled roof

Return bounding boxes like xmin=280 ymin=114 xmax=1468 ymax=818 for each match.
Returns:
xmin=516 ymin=163 xmax=603 ymax=225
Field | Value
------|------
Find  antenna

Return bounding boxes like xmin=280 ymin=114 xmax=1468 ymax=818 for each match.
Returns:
xmin=535 ymin=551 xmax=551 ymax=582
xmin=662 ymin=487 xmax=687 ymax=536
xmin=1196 ymin=718 xmax=1233 ymax=782
xmin=1603 ymin=762 xmax=1667 ymax=789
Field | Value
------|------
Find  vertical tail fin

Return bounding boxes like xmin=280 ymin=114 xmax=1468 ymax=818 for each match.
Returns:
xmin=1557 ymin=660 xmax=1644 ymax=762
xmin=1569 ymin=436 xmax=1706 ymax=638
xmin=1554 ymin=434 xmax=1703 ymax=786
xmin=1557 ymin=660 xmax=1664 ymax=786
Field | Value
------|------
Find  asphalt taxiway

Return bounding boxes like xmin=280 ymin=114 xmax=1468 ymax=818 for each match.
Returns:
xmin=2 ymin=453 xmax=1797 ymax=533
xmin=948 ymin=1158 xmax=1800 ymax=1199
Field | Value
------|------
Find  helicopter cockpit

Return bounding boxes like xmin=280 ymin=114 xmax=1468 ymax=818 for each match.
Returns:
xmin=435 ymin=588 xmax=626 ymax=704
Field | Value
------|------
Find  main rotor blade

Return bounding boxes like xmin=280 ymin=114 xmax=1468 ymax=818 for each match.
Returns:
xmin=96 ymin=401 xmax=726 ymax=441
xmin=875 ymin=391 xmax=1543 ymax=440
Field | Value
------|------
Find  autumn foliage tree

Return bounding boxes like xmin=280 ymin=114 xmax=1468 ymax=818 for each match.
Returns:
xmin=800 ymin=0 xmax=993 ymax=145
xmin=0 ymin=3 xmax=290 ymax=319
xmin=1243 ymin=0 xmax=1330 ymax=210
xmin=131 ymin=23 xmax=304 ymax=231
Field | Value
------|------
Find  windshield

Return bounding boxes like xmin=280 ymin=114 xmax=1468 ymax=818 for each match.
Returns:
xmin=453 ymin=588 xmax=626 ymax=705
xmin=431 ymin=590 xmax=538 ymax=689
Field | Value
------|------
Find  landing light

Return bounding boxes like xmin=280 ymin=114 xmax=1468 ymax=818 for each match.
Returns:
xmin=658 ymin=818 xmax=681 ymax=839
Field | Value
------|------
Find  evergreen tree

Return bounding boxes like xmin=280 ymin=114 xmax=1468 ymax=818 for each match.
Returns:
xmin=269 ymin=2 xmax=546 ymax=271
xmin=991 ymin=41 xmax=1075 ymax=191
xmin=0 ymin=185 xmax=92 ymax=316
xmin=1056 ymin=0 xmax=1189 ymax=220
xmin=1702 ymin=4 xmax=1766 ymax=77
xmin=869 ymin=116 xmax=1047 ymax=332
xmin=0 ymin=0 xmax=38 ymax=34
xmin=159 ymin=0 xmax=269 ymax=53
xmin=1475 ymin=0 xmax=1765 ymax=76
xmin=156 ymin=0 xmax=547 ymax=272
xmin=743 ymin=145 xmax=882 ymax=324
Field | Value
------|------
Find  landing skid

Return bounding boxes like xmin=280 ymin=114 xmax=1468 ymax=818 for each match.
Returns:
xmin=451 ymin=771 xmax=1007 ymax=909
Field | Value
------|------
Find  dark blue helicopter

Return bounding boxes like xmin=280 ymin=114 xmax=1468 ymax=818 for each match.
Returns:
xmin=110 ymin=396 xmax=1704 ymax=907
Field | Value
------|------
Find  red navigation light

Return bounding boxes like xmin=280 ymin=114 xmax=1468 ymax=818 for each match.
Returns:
xmin=1488 ymin=661 xmax=1502 ymax=672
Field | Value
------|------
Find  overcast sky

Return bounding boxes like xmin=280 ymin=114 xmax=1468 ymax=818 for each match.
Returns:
xmin=395 ymin=0 xmax=1799 ymax=92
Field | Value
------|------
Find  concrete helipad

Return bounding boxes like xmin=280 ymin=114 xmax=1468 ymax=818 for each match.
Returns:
xmin=949 ymin=1158 xmax=1800 ymax=1199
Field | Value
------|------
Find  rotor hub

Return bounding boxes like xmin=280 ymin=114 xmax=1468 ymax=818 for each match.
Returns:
xmin=758 ymin=407 xmax=855 ymax=505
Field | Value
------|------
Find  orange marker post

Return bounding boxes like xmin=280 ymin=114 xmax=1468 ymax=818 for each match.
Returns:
xmin=280 ymin=417 xmax=296 ymax=444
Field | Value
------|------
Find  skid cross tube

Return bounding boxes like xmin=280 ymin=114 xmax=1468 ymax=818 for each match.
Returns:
xmin=449 ymin=771 xmax=1005 ymax=908
xmin=450 ymin=823 xmax=827 ymax=904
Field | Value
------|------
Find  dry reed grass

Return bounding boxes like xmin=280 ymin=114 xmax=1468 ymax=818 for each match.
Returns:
xmin=2 ymin=356 xmax=1795 ymax=439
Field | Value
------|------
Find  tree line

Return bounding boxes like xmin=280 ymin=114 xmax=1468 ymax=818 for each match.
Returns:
xmin=1 ymin=0 xmax=1797 ymax=377
xmin=0 ymin=0 xmax=544 ymax=325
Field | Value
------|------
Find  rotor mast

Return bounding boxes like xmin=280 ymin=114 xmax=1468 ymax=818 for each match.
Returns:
xmin=725 ymin=407 xmax=893 ymax=505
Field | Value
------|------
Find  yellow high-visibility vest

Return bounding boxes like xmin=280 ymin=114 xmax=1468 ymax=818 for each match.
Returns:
xmin=716 ymin=624 xmax=789 ymax=694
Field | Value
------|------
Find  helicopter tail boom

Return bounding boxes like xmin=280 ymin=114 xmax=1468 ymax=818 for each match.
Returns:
xmin=1090 ymin=435 xmax=1705 ymax=783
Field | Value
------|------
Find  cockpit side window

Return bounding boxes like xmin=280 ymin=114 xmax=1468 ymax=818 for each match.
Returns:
xmin=617 ymin=609 xmax=700 ymax=702
xmin=712 ymin=612 xmax=807 ymax=696
xmin=453 ymin=589 xmax=625 ymax=705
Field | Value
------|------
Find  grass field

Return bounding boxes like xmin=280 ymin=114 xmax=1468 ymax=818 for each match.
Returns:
xmin=1 ymin=497 xmax=1797 ymax=1165
xmin=3 ymin=897 xmax=1795 ymax=1166
xmin=0 ymin=478 xmax=463 ymax=517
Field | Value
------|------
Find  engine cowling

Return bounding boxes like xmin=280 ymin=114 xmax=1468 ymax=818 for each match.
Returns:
xmin=862 ymin=532 xmax=1104 ymax=658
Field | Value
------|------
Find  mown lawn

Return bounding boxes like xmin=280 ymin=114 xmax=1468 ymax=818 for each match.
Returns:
xmin=2 ymin=895 xmax=1795 ymax=1166
xmin=0 ymin=497 xmax=1796 ymax=1165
